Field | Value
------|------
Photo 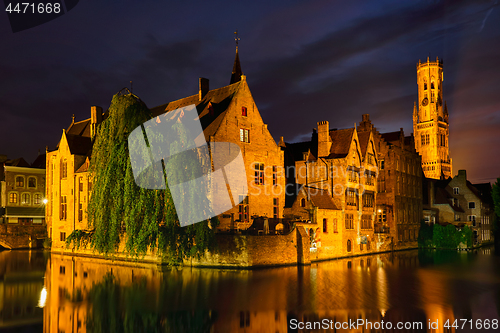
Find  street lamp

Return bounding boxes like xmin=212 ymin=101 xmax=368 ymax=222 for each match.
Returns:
xmin=43 ymin=198 xmax=48 ymax=204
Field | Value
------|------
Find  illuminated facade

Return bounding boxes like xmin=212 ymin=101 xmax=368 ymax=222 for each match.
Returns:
xmin=413 ymin=57 xmax=452 ymax=179
xmin=283 ymin=120 xmax=379 ymax=258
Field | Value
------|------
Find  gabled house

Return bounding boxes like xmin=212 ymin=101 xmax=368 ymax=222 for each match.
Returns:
xmin=357 ymin=114 xmax=423 ymax=249
xmin=283 ymin=120 xmax=378 ymax=259
xmin=424 ymin=170 xmax=494 ymax=245
xmin=46 ymin=49 xmax=285 ymax=251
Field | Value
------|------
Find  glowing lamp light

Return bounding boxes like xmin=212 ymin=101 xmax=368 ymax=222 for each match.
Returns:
xmin=43 ymin=198 xmax=48 ymax=204
xmin=38 ymin=287 xmax=47 ymax=308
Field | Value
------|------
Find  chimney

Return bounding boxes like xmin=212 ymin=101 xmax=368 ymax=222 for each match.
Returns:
xmin=360 ymin=114 xmax=371 ymax=131
xmin=91 ymin=106 xmax=103 ymax=139
xmin=199 ymin=77 xmax=209 ymax=101
xmin=317 ymin=121 xmax=331 ymax=157
xmin=458 ymin=170 xmax=467 ymax=180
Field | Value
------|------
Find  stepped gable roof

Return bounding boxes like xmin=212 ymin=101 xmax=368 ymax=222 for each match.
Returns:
xmin=151 ymin=81 xmax=242 ymax=139
xmin=5 ymin=157 xmax=30 ymax=167
xmin=66 ymin=134 xmax=92 ymax=156
xmin=31 ymin=154 xmax=46 ymax=168
xmin=67 ymin=119 xmax=91 ymax=138
xmin=326 ymin=128 xmax=354 ymax=158
xmin=357 ymin=131 xmax=371 ymax=157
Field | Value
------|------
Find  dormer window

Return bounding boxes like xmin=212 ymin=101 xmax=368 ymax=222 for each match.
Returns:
xmin=241 ymin=106 xmax=247 ymax=117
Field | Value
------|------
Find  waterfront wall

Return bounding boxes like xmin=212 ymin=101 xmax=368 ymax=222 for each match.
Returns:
xmin=187 ymin=226 xmax=311 ymax=267
xmin=0 ymin=224 xmax=46 ymax=249
xmin=53 ymin=225 xmax=416 ymax=267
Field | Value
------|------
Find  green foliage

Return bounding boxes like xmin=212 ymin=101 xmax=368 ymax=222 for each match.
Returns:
xmin=418 ymin=222 xmax=472 ymax=249
xmin=417 ymin=220 xmax=434 ymax=248
xmin=66 ymin=92 xmax=216 ymax=262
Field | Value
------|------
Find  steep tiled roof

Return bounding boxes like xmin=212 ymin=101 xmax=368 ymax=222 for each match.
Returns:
xmin=5 ymin=158 xmax=30 ymax=167
xmin=66 ymin=134 xmax=92 ymax=156
xmin=67 ymin=119 xmax=91 ymax=138
xmin=327 ymin=128 xmax=354 ymax=158
xmin=306 ymin=186 xmax=339 ymax=210
xmin=357 ymin=131 xmax=371 ymax=156
xmin=151 ymin=81 xmax=242 ymax=139
xmin=31 ymin=154 xmax=46 ymax=168
xmin=472 ymin=182 xmax=493 ymax=206
xmin=381 ymin=131 xmax=401 ymax=143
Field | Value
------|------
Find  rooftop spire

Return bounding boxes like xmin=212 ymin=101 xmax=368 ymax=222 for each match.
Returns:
xmin=230 ymin=30 xmax=243 ymax=84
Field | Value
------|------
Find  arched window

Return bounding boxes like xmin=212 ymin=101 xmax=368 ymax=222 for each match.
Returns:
xmin=347 ymin=239 xmax=352 ymax=252
xmin=28 ymin=176 xmax=37 ymax=188
xmin=15 ymin=176 xmax=25 ymax=187
xmin=301 ymin=198 xmax=306 ymax=207
xmin=9 ymin=192 xmax=18 ymax=203
xmin=431 ymin=77 xmax=435 ymax=89
xmin=423 ymin=77 xmax=427 ymax=90
xmin=21 ymin=193 xmax=30 ymax=205
xmin=34 ymin=193 xmax=42 ymax=205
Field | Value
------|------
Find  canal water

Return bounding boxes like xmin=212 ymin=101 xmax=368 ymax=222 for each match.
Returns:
xmin=1 ymin=247 xmax=499 ymax=332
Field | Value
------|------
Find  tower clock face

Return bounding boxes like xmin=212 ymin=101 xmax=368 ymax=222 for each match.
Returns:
xmin=422 ymin=98 xmax=429 ymax=106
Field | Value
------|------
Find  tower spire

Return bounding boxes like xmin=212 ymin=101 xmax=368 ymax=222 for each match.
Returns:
xmin=230 ymin=30 xmax=243 ymax=84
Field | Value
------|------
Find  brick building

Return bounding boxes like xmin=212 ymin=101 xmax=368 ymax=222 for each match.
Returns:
xmin=46 ymin=48 xmax=285 ymax=250
xmin=423 ymin=170 xmax=494 ymax=245
xmin=1 ymin=156 xmax=46 ymax=225
xmin=283 ymin=120 xmax=379 ymax=259
xmin=413 ymin=57 xmax=452 ymax=179
xmin=358 ymin=114 xmax=423 ymax=248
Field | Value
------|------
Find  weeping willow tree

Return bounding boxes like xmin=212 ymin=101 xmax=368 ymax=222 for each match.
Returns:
xmin=67 ymin=90 xmax=216 ymax=263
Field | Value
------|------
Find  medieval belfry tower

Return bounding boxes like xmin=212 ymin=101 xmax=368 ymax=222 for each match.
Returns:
xmin=413 ymin=57 xmax=452 ymax=179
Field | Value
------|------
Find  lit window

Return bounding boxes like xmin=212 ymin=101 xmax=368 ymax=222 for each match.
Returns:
xmin=34 ymin=194 xmax=42 ymax=205
xmin=21 ymin=193 xmax=30 ymax=205
xmin=9 ymin=192 xmax=17 ymax=203
xmin=15 ymin=176 xmax=24 ymax=187
xmin=239 ymin=128 xmax=249 ymax=143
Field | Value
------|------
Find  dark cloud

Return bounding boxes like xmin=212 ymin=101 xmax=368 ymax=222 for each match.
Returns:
xmin=0 ymin=0 xmax=499 ymax=183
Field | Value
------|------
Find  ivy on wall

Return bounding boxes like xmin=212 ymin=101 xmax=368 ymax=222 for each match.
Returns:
xmin=66 ymin=92 xmax=216 ymax=263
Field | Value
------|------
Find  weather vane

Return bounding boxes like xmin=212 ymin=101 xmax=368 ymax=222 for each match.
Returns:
xmin=234 ymin=30 xmax=240 ymax=47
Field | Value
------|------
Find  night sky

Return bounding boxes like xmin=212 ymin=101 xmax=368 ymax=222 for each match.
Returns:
xmin=1 ymin=0 xmax=499 ymax=184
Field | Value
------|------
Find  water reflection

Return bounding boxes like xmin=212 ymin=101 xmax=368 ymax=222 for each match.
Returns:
xmin=0 ymin=250 xmax=48 ymax=332
xmin=1 ymin=247 xmax=500 ymax=332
